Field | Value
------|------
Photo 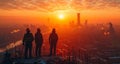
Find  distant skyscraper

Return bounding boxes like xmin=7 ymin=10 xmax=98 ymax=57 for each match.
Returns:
xmin=85 ymin=20 xmax=88 ymax=26
xmin=77 ymin=13 xmax=80 ymax=25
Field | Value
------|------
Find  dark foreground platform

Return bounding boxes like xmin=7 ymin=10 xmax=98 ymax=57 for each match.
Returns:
xmin=13 ymin=56 xmax=63 ymax=64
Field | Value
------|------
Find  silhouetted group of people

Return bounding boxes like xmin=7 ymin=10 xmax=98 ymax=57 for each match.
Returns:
xmin=23 ymin=28 xmax=58 ymax=58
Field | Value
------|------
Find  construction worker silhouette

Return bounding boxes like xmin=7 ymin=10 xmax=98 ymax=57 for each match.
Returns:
xmin=49 ymin=28 xmax=58 ymax=56
xmin=23 ymin=28 xmax=34 ymax=58
xmin=35 ymin=28 xmax=43 ymax=57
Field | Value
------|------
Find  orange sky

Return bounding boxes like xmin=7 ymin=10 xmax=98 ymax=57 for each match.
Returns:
xmin=0 ymin=0 xmax=120 ymax=25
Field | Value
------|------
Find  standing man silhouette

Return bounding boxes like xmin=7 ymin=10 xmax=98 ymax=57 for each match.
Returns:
xmin=49 ymin=28 xmax=58 ymax=56
xmin=23 ymin=28 xmax=34 ymax=58
xmin=35 ymin=28 xmax=43 ymax=57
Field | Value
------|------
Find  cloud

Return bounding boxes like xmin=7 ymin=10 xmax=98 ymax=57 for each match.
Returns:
xmin=0 ymin=0 xmax=120 ymax=11
xmin=72 ymin=0 xmax=120 ymax=10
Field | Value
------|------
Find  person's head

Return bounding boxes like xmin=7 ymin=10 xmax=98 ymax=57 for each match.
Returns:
xmin=52 ymin=28 xmax=56 ymax=33
xmin=37 ymin=28 xmax=41 ymax=32
xmin=26 ymin=28 xmax=30 ymax=33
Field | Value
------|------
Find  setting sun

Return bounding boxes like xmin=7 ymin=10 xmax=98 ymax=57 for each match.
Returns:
xmin=58 ymin=14 xmax=64 ymax=19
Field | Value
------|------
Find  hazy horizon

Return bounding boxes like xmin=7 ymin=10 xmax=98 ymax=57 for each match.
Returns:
xmin=0 ymin=0 xmax=120 ymax=25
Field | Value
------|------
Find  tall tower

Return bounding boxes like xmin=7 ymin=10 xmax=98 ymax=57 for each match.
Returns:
xmin=77 ymin=13 xmax=80 ymax=25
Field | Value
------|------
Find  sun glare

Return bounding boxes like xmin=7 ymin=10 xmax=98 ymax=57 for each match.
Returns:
xmin=58 ymin=14 xmax=64 ymax=19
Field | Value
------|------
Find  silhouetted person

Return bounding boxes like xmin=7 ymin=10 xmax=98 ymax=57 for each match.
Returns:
xmin=23 ymin=28 xmax=34 ymax=58
xmin=49 ymin=28 xmax=58 ymax=56
xmin=35 ymin=28 xmax=43 ymax=57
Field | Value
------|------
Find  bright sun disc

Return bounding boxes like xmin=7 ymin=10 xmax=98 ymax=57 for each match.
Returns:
xmin=58 ymin=14 xmax=64 ymax=19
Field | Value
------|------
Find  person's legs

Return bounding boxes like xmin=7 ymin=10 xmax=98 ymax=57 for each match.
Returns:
xmin=24 ymin=46 xmax=28 ymax=58
xmin=36 ymin=45 xmax=38 ymax=57
xmin=29 ymin=46 xmax=32 ymax=58
xmin=49 ymin=44 xmax=53 ymax=56
xmin=39 ymin=46 xmax=42 ymax=57
xmin=54 ymin=44 xmax=57 ymax=56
